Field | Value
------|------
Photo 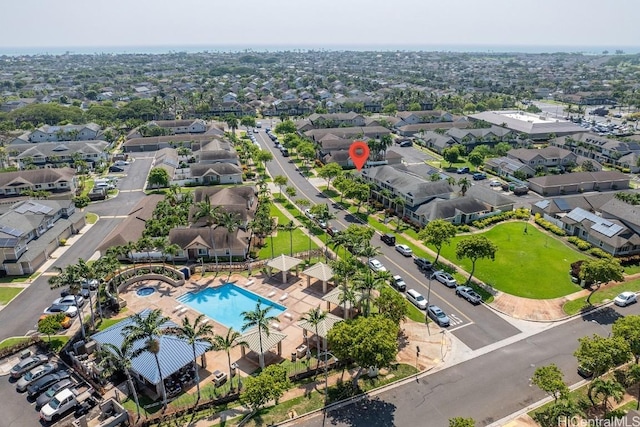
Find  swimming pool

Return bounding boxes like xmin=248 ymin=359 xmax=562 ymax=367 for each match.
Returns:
xmin=176 ymin=284 xmax=286 ymax=331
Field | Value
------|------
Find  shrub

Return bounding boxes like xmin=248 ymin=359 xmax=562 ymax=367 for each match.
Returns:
xmin=618 ymin=254 xmax=640 ymax=267
xmin=456 ymin=224 xmax=471 ymax=233
xmin=534 ymin=214 xmax=566 ymax=236
xmin=588 ymin=247 xmax=612 ymax=259
xmin=567 ymin=236 xmax=591 ymax=251
xmin=471 ymin=208 xmax=530 ymax=229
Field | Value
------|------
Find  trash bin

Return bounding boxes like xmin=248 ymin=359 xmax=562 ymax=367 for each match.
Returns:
xmin=291 ymin=352 xmax=297 ymax=362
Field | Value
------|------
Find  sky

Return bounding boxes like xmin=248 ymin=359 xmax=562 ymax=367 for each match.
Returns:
xmin=2 ymin=0 xmax=639 ymax=52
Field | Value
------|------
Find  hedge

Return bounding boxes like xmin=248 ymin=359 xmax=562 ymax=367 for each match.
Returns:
xmin=567 ymin=236 xmax=592 ymax=251
xmin=471 ymin=208 xmax=530 ymax=229
xmin=534 ymin=213 xmax=566 ymax=236
xmin=588 ymin=248 xmax=613 ymax=259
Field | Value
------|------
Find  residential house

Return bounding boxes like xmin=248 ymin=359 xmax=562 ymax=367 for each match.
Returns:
xmin=395 ymin=119 xmax=471 ymax=137
xmin=394 ymin=110 xmax=454 ymax=127
xmin=122 ymin=134 xmax=217 ymax=152
xmin=9 ymin=141 xmax=109 ymax=169
xmin=27 ymin=123 xmax=101 ymax=143
xmin=0 ymin=199 xmax=85 ymax=275
xmin=550 ymin=133 xmax=640 ymax=173
xmin=147 ymin=119 xmax=207 ymax=134
xmin=305 ymin=126 xmax=391 ymax=143
xmin=0 ymin=168 xmax=78 ymax=198
xmin=527 ymin=171 xmax=630 ymax=196
xmin=222 ymin=92 xmax=238 ymax=103
xmin=506 ymin=147 xmax=578 ymax=171
xmin=531 ymin=193 xmax=618 ymax=219
xmin=307 ymin=112 xmax=366 ymax=128
xmin=187 ymin=163 xmax=243 ymax=185
xmin=484 ymin=156 xmax=536 ymax=178
xmin=195 ymin=150 xmax=239 ymax=165
xmin=446 ymin=126 xmax=515 ymax=152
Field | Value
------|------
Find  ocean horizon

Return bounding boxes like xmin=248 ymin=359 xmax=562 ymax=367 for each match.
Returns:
xmin=1 ymin=43 xmax=639 ymax=56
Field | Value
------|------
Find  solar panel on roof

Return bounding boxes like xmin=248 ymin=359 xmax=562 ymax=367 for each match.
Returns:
xmin=0 ymin=237 xmax=18 ymax=247
xmin=592 ymin=222 xmax=623 ymax=238
xmin=0 ymin=225 xmax=22 ymax=237
xmin=555 ymin=199 xmax=571 ymax=211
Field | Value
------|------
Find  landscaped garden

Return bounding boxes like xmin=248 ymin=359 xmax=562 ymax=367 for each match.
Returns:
xmin=429 ymin=221 xmax=585 ymax=299
xmin=257 ymin=204 xmax=319 ymax=259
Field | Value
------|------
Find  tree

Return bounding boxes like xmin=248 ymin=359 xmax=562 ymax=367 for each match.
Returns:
xmin=98 ymin=340 xmax=142 ymax=420
xmin=375 ymin=286 xmax=408 ymax=326
xmin=297 ymin=141 xmax=316 ymax=169
xmin=218 ymin=211 xmax=242 ymax=278
xmin=38 ymin=313 xmax=66 ymax=345
xmin=241 ymin=364 xmax=290 ymax=412
xmin=254 ymin=149 xmax=274 ymax=178
xmin=531 ymin=364 xmax=569 ymax=403
xmin=574 ymin=334 xmax=631 ymax=407
xmin=613 ymin=315 xmax=640 ymax=363
xmin=285 ymin=186 xmax=296 ymax=199
xmin=418 ymin=219 xmax=457 ymax=266
xmin=278 ymin=220 xmax=298 ymax=256
xmin=275 ymin=120 xmax=296 ymax=134
xmin=212 ymin=328 xmax=247 ymax=391
xmin=173 ymin=314 xmax=214 ymax=403
xmin=580 ymin=258 xmax=624 ymax=305
xmin=591 ymin=378 xmax=625 ymax=412
xmin=392 ymin=196 xmax=406 ymax=229
xmin=224 ymin=114 xmax=238 ymax=134
xmin=273 ymin=175 xmax=288 ymax=201
xmin=468 ymin=151 xmax=484 ymax=170
xmin=626 ymin=364 xmax=640 ymax=409
xmin=442 ymin=146 xmax=460 ymax=167
xmin=241 ymin=301 xmax=278 ymax=368
xmin=455 ymin=235 xmax=498 ymax=285
xmin=457 ymin=177 xmax=471 ymax=196
xmin=328 ymin=315 xmax=399 ymax=388
xmin=148 ymin=167 xmax=169 ymax=189
xmin=240 ymin=116 xmax=256 ymax=130
xmin=318 ymin=162 xmax=343 ymax=190
xmin=193 ymin=195 xmax=221 ymax=266
xmin=48 ymin=266 xmax=87 ymax=340
xmin=301 ymin=307 xmax=328 ymax=370
xmin=123 ymin=309 xmax=171 ymax=410
xmin=449 ymin=418 xmax=475 ymax=427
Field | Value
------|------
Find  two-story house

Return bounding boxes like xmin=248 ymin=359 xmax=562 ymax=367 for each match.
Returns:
xmin=146 ymin=119 xmax=207 ymax=134
xmin=0 ymin=199 xmax=85 ymax=275
xmin=307 ymin=112 xmax=367 ymax=128
xmin=9 ymin=141 xmax=109 ymax=169
xmin=506 ymin=147 xmax=578 ymax=171
xmin=0 ymin=168 xmax=78 ymax=198
xmin=394 ymin=110 xmax=454 ymax=127
xmin=27 ymin=123 xmax=101 ymax=143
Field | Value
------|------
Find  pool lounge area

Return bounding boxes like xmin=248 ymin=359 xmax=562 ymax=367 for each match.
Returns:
xmin=176 ymin=283 xmax=286 ymax=331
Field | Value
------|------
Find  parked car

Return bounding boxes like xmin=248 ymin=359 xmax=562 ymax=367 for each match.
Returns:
xmin=427 ymin=305 xmax=451 ymax=327
xmin=327 ymin=226 xmax=340 ymax=237
xmin=113 ymin=160 xmax=129 ymax=166
xmin=304 ymin=209 xmax=315 ymax=220
xmin=614 ymin=291 xmax=637 ymax=307
xmin=472 ymin=172 xmax=487 ymax=180
xmin=398 ymin=140 xmax=412 ymax=147
xmin=53 ymin=295 xmax=85 ymax=307
xmin=406 ymin=289 xmax=427 ymax=309
xmin=414 ymin=257 xmax=433 ymax=271
xmin=395 ymin=244 xmax=413 ymax=257
xmin=60 ymin=288 xmax=90 ymax=299
xmin=455 ymin=286 xmax=482 ymax=305
xmin=38 ymin=314 xmax=73 ymax=329
xmin=43 ymin=304 xmax=78 ymax=318
xmin=431 ymin=271 xmax=457 ymax=288
xmin=16 ymin=363 xmax=57 ymax=392
xmin=281 ymin=148 xmax=290 ymax=157
xmin=316 ymin=219 xmax=327 ymax=229
xmin=577 ymin=364 xmax=593 ymax=378
xmin=81 ymin=279 xmax=98 ymax=291
xmin=489 ymin=180 xmax=502 ymax=187
xmin=381 ymin=233 xmax=396 ymax=246
xmin=390 ymin=275 xmax=407 ymax=291
xmin=27 ymin=371 xmax=70 ymax=397
xmin=10 ymin=354 xmax=49 ymax=379
xmin=108 ymin=166 xmax=124 ymax=173
xmin=36 ymin=378 xmax=74 ymax=408
xmin=456 ymin=167 xmax=470 ymax=174
xmin=368 ymin=259 xmax=387 ymax=273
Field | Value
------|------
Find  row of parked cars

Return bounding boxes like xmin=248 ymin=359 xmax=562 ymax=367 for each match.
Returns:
xmin=266 ymin=128 xmax=290 ymax=157
xmin=40 ymin=279 xmax=98 ymax=329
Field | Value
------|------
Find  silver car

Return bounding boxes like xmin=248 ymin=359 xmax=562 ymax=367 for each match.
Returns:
xmin=10 ymin=354 xmax=48 ymax=379
xmin=16 ymin=363 xmax=57 ymax=392
xmin=431 ymin=271 xmax=457 ymax=288
xmin=427 ymin=305 xmax=451 ymax=327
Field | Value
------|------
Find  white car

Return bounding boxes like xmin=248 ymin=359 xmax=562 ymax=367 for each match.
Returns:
xmin=431 ymin=271 xmax=457 ymax=288
xmin=44 ymin=304 xmax=78 ymax=318
xmin=489 ymin=180 xmax=502 ymax=187
xmin=614 ymin=291 xmax=637 ymax=307
xmin=395 ymin=244 xmax=413 ymax=257
xmin=53 ymin=295 xmax=85 ymax=307
xmin=368 ymin=259 xmax=387 ymax=273
xmin=304 ymin=209 xmax=315 ymax=220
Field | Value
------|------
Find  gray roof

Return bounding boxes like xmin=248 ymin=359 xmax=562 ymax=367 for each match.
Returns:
xmin=91 ymin=310 xmax=211 ymax=385
xmin=11 ymin=141 xmax=108 ymax=158
xmin=267 ymin=254 xmax=303 ymax=272
xmin=599 ymin=197 xmax=640 ymax=228
xmin=297 ymin=312 xmax=343 ymax=339
xmin=189 ymin=163 xmax=242 ymax=177
xmin=361 ymin=165 xmax=452 ymax=199
xmin=302 ymin=262 xmax=334 ymax=282
xmin=169 ymin=227 xmax=251 ymax=252
xmin=0 ymin=167 xmax=76 ymax=187
xmin=305 ymin=126 xmax=391 ymax=141
xmin=197 ymin=150 xmax=239 ymax=161
xmin=507 ymin=146 xmax=575 ymax=162
xmin=528 ymin=171 xmax=629 ymax=187
xmin=241 ymin=327 xmax=287 ymax=354
xmin=470 ymin=111 xmax=586 ymax=136
xmin=416 ymin=197 xmax=489 ymax=221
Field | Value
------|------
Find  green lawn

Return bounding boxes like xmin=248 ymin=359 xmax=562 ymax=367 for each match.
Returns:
xmin=563 ymin=278 xmax=640 ymax=315
xmin=0 ymin=336 xmax=30 ymax=350
xmin=429 ymin=222 xmax=584 ymax=299
xmin=257 ymin=204 xmax=319 ymax=259
xmin=85 ymin=212 xmax=98 ymax=224
xmin=0 ymin=287 xmax=23 ymax=305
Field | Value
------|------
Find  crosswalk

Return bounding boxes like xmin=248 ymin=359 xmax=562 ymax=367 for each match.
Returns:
xmin=448 ymin=313 xmax=464 ymax=326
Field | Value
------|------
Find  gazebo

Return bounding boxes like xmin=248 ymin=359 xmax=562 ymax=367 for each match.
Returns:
xmin=297 ymin=312 xmax=343 ymax=353
xmin=266 ymin=254 xmax=303 ymax=284
xmin=240 ymin=326 xmax=287 ymax=368
xmin=302 ymin=262 xmax=334 ymax=293
xmin=322 ymin=286 xmax=362 ymax=319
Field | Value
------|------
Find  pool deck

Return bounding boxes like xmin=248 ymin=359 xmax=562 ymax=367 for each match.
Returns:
xmin=113 ymin=271 xmax=448 ymax=396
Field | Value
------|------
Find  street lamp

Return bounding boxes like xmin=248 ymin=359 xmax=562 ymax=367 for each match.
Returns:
xmin=591 ymin=320 xmax=611 ymax=338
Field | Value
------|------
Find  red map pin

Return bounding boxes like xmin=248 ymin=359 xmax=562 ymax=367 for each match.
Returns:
xmin=349 ymin=140 xmax=370 ymax=171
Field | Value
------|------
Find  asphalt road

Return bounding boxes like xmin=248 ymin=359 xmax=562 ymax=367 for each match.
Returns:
xmin=257 ymin=131 xmax=521 ymax=351
xmin=290 ymin=304 xmax=635 ymax=427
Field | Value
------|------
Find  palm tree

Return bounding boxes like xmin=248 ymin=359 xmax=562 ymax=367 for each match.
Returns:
xmin=331 ymin=258 xmax=358 ymax=319
xmin=123 ymin=309 xmax=171 ymax=410
xmin=48 ymin=267 xmax=87 ymax=339
xmin=212 ymin=328 xmax=247 ymax=391
xmin=192 ymin=195 xmax=221 ymax=266
xmin=241 ymin=301 xmax=278 ymax=368
xmin=355 ymin=243 xmax=380 ymax=266
xmin=173 ymin=314 xmax=214 ymax=403
xmin=301 ymin=307 xmax=328 ymax=370
xmin=591 ymin=378 xmax=625 ymax=412
xmin=392 ymin=196 xmax=406 ymax=229
xmin=75 ymin=259 xmax=99 ymax=323
xmin=354 ymin=271 xmax=384 ymax=317
xmin=97 ymin=340 xmax=141 ymax=420
xmin=458 ymin=177 xmax=471 ymax=196
xmin=164 ymin=243 xmax=181 ymax=267
xmin=218 ymin=211 xmax=243 ymax=279
xmin=278 ymin=220 xmax=298 ymax=256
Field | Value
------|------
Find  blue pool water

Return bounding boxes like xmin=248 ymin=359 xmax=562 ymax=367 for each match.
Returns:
xmin=176 ymin=284 xmax=286 ymax=330
xmin=136 ymin=287 xmax=156 ymax=297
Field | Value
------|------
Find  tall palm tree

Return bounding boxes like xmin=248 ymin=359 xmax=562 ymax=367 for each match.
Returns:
xmin=218 ymin=211 xmax=243 ymax=279
xmin=331 ymin=258 xmax=358 ymax=319
xmin=458 ymin=177 xmax=471 ymax=196
xmin=354 ymin=271 xmax=384 ymax=317
xmin=173 ymin=314 xmax=214 ymax=403
xmin=48 ymin=267 xmax=87 ymax=339
xmin=241 ymin=301 xmax=278 ymax=368
xmin=278 ymin=220 xmax=298 ymax=256
xmin=356 ymin=243 xmax=381 ymax=266
xmin=212 ymin=328 xmax=247 ymax=391
xmin=98 ymin=340 xmax=141 ymax=420
xmin=301 ymin=307 xmax=328 ymax=370
xmin=392 ymin=196 xmax=406 ymax=229
xmin=75 ymin=259 xmax=99 ymax=323
xmin=123 ymin=309 xmax=171 ymax=410
xmin=192 ymin=195 xmax=221 ymax=267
